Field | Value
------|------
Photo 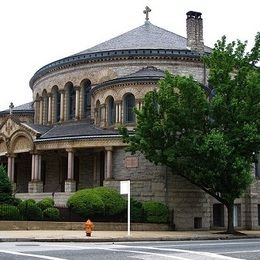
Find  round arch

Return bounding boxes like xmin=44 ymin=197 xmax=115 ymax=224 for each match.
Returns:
xmin=9 ymin=131 xmax=34 ymax=154
xmin=105 ymin=96 xmax=116 ymax=126
xmin=123 ymin=92 xmax=136 ymax=124
xmin=80 ymin=79 xmax=91 ymax=118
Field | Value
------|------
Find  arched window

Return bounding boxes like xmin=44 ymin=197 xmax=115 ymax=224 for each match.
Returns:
xmin=52 ymin=86 xmax=60 ymax=123
xmin=66 ymin=83 xmax=75 ymax=120
xmin=124 ymin=93 xmax=135 ymax=123
xmin=106 ymin=96 xmax=115 ymax=126
xmin=81 ymin=80 xmax=91 ymax=118
xmin=56 ymin=91 xmax=61 ymax=122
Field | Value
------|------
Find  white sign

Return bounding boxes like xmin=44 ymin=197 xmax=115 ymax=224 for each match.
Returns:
xmin=120 ymin=180 xmax=130 ymax=195
xmin=120 ymin=180 xmax=131 ymax=236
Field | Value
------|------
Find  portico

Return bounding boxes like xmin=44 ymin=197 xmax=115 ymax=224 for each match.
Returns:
xmin=0 ymin=115 xmax=122 ymax=198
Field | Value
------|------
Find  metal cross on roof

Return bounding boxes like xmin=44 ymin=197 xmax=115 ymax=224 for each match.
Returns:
xmin=143 ymin=6 xmax=151 ymax=21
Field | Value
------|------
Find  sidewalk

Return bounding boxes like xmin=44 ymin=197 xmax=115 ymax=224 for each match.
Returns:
xmin=1 ymin=230 xmax=260 ymax=242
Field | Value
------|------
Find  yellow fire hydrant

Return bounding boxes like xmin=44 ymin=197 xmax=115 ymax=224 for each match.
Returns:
xmin=84 ymin=219 xmax=94 ymax=237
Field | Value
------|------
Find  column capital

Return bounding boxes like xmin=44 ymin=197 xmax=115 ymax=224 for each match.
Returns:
xmin=74 ymin=85 xmax=81 ymax=91
xmin=105 ymin=146 xmax=113 ymax=151
xmin=47 ymin=93 xmax=52 ymax=98
xmin=59 ymin=89 xmax=65 ymax=94
xmin=6 ymin=153 xmax=16 ymax=158
xmin=66 ymin=148 xmax=75 ymax=153
xmin=29 ymin=150 xmax=41 ymax=155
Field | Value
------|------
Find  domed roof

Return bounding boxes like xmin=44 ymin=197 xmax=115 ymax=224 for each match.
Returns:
xmin=76 ymin=22 xmax=188 ymax=55
xmin=30 ymin=19 xmax=210 ymax=88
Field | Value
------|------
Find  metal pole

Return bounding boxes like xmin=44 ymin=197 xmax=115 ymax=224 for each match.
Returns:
xmin=128 ymin=181 xmax=130 ymax=236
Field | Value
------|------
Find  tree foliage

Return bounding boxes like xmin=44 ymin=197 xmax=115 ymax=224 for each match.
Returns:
xmin=120 ymin=33 xmax=260 ymax=233
xmin=0 ymin=164 xmax=13 ymax=205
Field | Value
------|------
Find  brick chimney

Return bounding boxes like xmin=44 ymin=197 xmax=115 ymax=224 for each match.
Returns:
xmin=186 ymin=11 xmax=204 ymax=53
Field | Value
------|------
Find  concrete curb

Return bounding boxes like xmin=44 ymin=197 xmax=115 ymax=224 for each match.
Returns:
xmin=1 ymin=235 xmax=260 ymax=243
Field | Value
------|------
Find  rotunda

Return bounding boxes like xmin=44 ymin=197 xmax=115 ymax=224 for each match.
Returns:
xmin=1 ymin=9 xmax=257 ymax=230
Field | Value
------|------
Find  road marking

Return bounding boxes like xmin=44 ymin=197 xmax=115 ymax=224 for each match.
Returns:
xmin=0 ymin=250 xmax=67 ymax=260
xmin=224 ymin=249 xmax=260 ymax=254
xmin=98 ymin=247 xmax=191 ymax=259
xmin=47 ymin=243 xmax=245 ymax=260
xmin=157 ymin=241 xmax=260 ymax=248
xmin=122 ymin=246 xmax=245 ymax=260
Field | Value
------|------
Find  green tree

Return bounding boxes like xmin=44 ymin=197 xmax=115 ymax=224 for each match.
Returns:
xmin=120 ymin=33 xmax=260 ymax=234
xmin=0 ymin=164 xmax=13 ymax=204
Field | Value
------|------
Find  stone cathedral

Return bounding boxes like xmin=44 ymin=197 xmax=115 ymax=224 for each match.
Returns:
xmin=0 ymin=8 xmax=259 ymax=230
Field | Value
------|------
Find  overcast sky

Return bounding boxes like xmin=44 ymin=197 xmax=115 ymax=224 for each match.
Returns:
xmin=0 ymin=0 xmax=259 ymax=111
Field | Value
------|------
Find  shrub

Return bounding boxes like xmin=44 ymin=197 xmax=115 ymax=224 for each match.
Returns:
xmin=67 ymin=189 xmax=105 ymax=218
xmin=92 ymin=187 xmax=126 ymax=217
xmin=11 ymin=197 xmax=22 ymax=207
xmin=43 ymin=207 xmax=60 ymax=221
xmin=0 ymin=204 xmax=21 ymax=220
xmin=26 ymin=199 xmax=36 ymax=204
xmin=130 ymin=198 xmax=145 ymax=222
xmin=37 ymin=198 xmax=54 ymax=211
xmin=143 ymin=201 xmax=169 ymax=224
xmin=18 ymin=199 xmax=43 ymax=221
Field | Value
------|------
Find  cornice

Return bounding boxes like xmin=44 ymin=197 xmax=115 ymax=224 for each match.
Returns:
xmin=92 ymin=80 xmax=158 ymax=95
xmin=30 ymin=49 xmax=205 ymax=88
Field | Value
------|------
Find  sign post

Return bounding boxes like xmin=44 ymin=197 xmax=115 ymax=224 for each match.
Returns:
xmin=120 ymin=180 xmax=130 ymax=236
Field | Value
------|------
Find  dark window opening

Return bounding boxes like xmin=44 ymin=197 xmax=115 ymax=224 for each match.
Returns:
xmin=213 ymin=203 xmax=224 ymax=227
xmin=124 ymin=93 xmax=135 ymax=123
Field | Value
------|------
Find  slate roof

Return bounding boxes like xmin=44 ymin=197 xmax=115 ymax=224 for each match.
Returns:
xmin=30 ymin=21 xmax=211 ymax=87
xmin=24 ymin=123 xmax=52 ymax=135
xmin=94 ymin=66 xmax=164 ymax=92
xmin=0 ymin=102 xmax=34 ymax=115
xmin=77 ymin=22 xmax=196 ymax=54
xmin=37 ymin=121 xmax=119 ymax=141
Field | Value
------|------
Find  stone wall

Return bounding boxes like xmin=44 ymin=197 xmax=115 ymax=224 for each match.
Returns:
xmin=104 ymin=147 xmax=211 ymax=230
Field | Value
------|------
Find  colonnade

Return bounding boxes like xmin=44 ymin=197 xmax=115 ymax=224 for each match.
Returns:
xmin=35 ymin=83 xmax=90 ymax=125
xmin=6 ymin=146 xmax=114 ymax=193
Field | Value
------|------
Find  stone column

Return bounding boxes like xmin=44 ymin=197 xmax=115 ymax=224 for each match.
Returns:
xmin=7 ymin=154 xmax=16 ymax=191
xmin=7 ymin=155 xmax=14 ymax=182
xmin=136 ymin=99 xmax=142 ymax=110
xmin=105 ymin=147 xmax=113 ymax=180
xmin=115 ymin=102 xmax=119 ymax=123
xmin=47 ymin=94 xmax=52 ymax=124
xmin=118 ymin=102 xmax=122 ymax=123
xmin=64 ymin=88 xmax=69 ymax=121
xmin=60 ymin=90 xmax=65 ymax=122
xmin=65 ymin=149 xmax=76 ymax=192
xmin=39 ymin=97 xmax=43 ymax=125
xmin=34 ymin=99 xmax=39 ymax=123
xmin=75 ymin=86 xmax=80 ymax=120
xmin=100 ymin=104 xmax=106 ymax=128
xmin=79 ymin=86 xmax=84 ymax=119
xmin=43 ymin=96 xmax=48 ymax=125
xmin=31 ymin=154 xmax=35 ymax=180
xmin=28 ymin=153 xmax=43 ymax=193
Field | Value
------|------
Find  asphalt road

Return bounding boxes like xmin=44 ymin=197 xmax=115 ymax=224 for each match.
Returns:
xmin=1 ymin=239 xmax=260 ymax=259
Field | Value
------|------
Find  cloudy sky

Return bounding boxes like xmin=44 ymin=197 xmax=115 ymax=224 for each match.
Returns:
xmin=0 ymin=0 xmax=259 ymax=111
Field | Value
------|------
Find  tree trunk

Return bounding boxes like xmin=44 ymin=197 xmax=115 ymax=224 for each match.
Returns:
xmin=226 ymin=203 xmax=235 ymax=234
